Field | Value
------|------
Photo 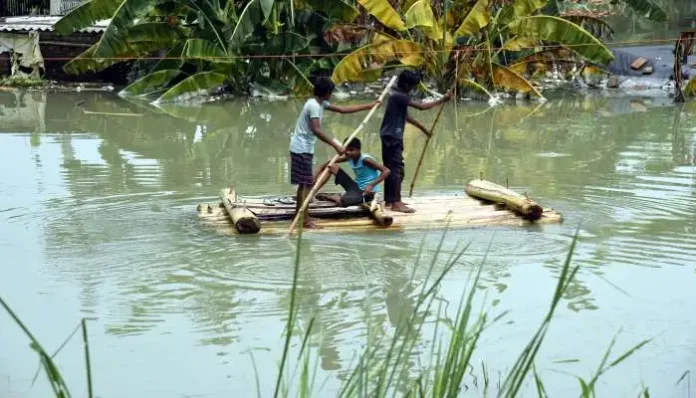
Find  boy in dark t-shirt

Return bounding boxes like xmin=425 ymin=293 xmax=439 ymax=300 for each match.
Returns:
xmin=380 ymin=70 xmax=451 ymax=213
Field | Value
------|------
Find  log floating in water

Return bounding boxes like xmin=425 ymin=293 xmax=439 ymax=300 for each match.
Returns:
xmin=219 ymin=188 xmax=261 ymax=234
xmin=362 ymin=201 xmax=393 ymax=227
xmin=464 ymin=179 xmax=544 ymax=221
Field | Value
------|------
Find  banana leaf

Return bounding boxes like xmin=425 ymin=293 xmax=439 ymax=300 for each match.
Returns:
xmin=492 ymin=63 xmax=543 ymax=97
xmin=54 ymin=0 xmax=119 ymax=34
xmin=230 ymin=0 xmax=264 ymax=49
xmin=357 ymin=0 xmax=406 ymax=31
xmin=404 ymin=0 xmax=441 ymax=41
xmin=92 ymin=0 xmax=155 ymax=58
xmin=259 ymin=0 xmax=275 ymax=21
xmin=149 ymin=43 xmax=185 ymax=73
xmin=459 ymin=77 xmax=492 ymax=100
xmin=121 ymin=69 xmax=181 ymax=96
xmin=264 ymin=32 xmax=310 ymax=55
xmin=331 ymin=39 xmax=423 ymax=83
xmin=502 ymin=37 xmax=538 ymax=51
xmin=306 ymin=0 xmax=359 ymax=22
xmin=508 ymin=16 xmax=614 ymax=65
xmin=620 ymin=0 xmax=667 ymax=22
xmin=513 ymin=0 xmax=547 ymax=18
xmin=185 ymin=39 xmax=229 ymax=61
xmin=125 ymin=22 xmax=186 ymax=43
xmin=63 ymin=39 xmax=172 ymax=74
xmin=453 ymin=0 xmax=489 ymax=37
xmin=508 ymin=48 xmax=577 ymax=74
xmin=155 ymin=71 xmax=229 ymax=103
xmin=561 ymin=15 xmax=615 ymax=40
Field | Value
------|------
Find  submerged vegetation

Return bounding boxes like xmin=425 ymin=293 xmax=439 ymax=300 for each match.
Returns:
xmin=2 ymin=229 xmax=653 ymax=396
xmin=52 ymin=0 xmax=672 ymax=101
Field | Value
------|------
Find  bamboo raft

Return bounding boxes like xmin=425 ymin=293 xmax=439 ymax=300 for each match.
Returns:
xmin=196 ymin=180 xmax=563 ymax=235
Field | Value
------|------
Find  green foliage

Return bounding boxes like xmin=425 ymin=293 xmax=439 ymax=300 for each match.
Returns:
xmin=155 ymin=71 xmax=228 ymax=103
xmin=121 ymin=69 xmax=181 ymax=96
xmin=507 ymin=16 xmax=615 ymax=64
xmin=332 ymin=0 xmax=618 ymax=96
xmin=54 ymin=0 xmax=666 ymax=100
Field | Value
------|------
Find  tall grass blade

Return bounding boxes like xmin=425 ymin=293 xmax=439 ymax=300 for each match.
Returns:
xmin=274 ymin=219 xmax=305 ymax=398
xmin=248 ymin=351 xmax=262 ymax=398
xmin=1 ymin=295 xmax=72 ymax=397
xmin=533 ymin=364 xmax=547 ymax=398
xmin=499 ymin=229 xmax=581 ymax=397
xmin=297 ymin=318 xmax=315 ymax=360
xmin=81 ymin=318 xmax=93 ymax=398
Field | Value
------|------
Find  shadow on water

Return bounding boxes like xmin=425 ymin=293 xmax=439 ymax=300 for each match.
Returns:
xmin=1 ymin=89 xmax=696 ymax=396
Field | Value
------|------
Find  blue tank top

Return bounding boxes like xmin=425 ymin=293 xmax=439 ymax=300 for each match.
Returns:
xmin=348 ymin=154 xmax=380 ymax=192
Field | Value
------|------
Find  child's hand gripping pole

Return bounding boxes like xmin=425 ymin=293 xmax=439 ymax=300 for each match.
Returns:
xmin=286 ymin=76 xmax=398 ymax=236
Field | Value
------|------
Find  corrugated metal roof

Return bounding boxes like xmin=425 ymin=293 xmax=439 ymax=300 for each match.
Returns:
xmin=0 ymin=16 xmax=108 ymax=33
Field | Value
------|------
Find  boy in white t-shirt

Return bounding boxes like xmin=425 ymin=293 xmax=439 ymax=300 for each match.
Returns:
xmin=290 ymin=77 xmax=379 ymax=229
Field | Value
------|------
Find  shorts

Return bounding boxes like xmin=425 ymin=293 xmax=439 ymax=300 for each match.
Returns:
xmin=335 ymin=168 xmax=374 ymax=207
xmin=290 ymin=152 xmax=313 ymax=186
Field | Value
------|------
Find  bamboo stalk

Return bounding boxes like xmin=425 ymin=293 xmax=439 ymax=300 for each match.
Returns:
xmin=465 ymin=179 xmax=544 ymax=221
xmin=362 ymin=201 xmax=393 ymax=227
xmin=220 ymin=188 xmax=261 ymax=234
xmin=287 ymin=76 xmax=398 ymax=236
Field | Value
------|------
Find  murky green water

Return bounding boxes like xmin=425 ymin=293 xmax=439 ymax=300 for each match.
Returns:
xmin=1 ymin=90 xmax=695 ymax=397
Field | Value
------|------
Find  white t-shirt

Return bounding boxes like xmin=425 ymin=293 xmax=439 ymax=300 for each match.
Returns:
xmin=289 ymin=98 xmax=330 ymax=154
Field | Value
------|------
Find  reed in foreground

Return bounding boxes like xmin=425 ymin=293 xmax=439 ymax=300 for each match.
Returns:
xmin=2 ymin=228 xmax=650 ymax=397
xmin=271 ymin=228 xmax=651 ymax=397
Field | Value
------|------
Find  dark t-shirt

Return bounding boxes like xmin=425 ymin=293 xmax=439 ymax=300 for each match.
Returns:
xmin=379 ymin=90 xmax=410 ymax=139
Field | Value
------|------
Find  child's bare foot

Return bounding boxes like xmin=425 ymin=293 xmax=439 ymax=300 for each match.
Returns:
xmin=391 ymin=202 xmax=415 ymax=213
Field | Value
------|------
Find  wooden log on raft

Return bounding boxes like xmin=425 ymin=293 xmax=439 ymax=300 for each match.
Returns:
xmin=464 ymin=180 xmax=544 ymax=221
xmin=219 ymin=188 xmax=261 ymax=234
xmin=362 ymin=201 xmax=393 ymax=227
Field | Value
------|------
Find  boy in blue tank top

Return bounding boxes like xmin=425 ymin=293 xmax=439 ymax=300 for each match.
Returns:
xmin=314 ymin=138 xmax=391 ymax=207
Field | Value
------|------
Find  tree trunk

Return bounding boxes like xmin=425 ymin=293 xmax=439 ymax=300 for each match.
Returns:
xmin=464 ymin=180 xmax=543 ymax=221
xmin=220 ymin=188 xmax=261 ymax=234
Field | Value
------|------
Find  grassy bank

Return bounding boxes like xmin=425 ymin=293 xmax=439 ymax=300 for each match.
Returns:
xmin=1 ymin=228 xmax=651 ymax=397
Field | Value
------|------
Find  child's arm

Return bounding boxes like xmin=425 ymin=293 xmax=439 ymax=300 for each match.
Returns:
xmin=362 ymin=158 xmax=391 ymax=194
xmin=408 ymin=91 xmax=452 ymax=111
xmin=310 ymin=119 xmax=345 ymax=154
xmin=406 ymin=114 xmax=431 ymax=137
xmin=326 ymin=101 xmax=380 ymax=114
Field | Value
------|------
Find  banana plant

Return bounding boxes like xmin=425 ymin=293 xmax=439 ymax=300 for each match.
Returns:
xmin=330 ymin=0 xmax=617 ymax=99
xmin=55 ymin=0 xmax=331 ymax=101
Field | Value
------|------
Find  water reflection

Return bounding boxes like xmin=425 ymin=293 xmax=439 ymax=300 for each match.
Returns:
xmin=1 ymin=90 xmax=696 ymax=395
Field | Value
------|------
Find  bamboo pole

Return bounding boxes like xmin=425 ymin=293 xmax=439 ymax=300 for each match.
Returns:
xmin=464 ymin=179 xmax=544 ymax=221
xmin=286 ymin=76 xmax=398 ymax=236
xmin=362 ymin=201 xmax=393 ymax=227
xmin=220 ymin=188 xmax=261 ymax=234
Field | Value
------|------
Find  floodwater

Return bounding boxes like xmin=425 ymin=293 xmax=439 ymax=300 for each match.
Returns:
xmin=1 ymin=90 xmax=695 ymax=397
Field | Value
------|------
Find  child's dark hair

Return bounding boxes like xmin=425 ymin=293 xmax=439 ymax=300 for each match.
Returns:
xmin=313 ymin=77 xmax=335 ymax=97
xmin=397 ymin=70 xmax=421 ymax=90
xmin=345 ymin=137 xmax=361 ymax=150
